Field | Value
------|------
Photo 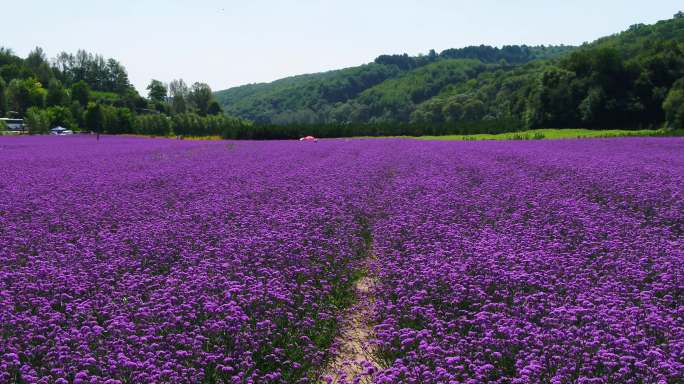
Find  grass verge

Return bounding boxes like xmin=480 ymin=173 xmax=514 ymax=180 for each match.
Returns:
xmin=414 ymin=128 xmax=684 ymax=141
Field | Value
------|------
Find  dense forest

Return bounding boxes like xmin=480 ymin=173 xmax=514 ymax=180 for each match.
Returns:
xmin=214 ymin=45 xmax=574 ymax=125
xmin=216 ymin=13 xmax=684 ymax=132
xmin=0 ymin=48 xmax=251 ymax=136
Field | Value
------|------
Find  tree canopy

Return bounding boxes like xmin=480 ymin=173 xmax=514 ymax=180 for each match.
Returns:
xmin=215 ymin=14 xmax=684 ymax=131
xmin=0 ymin=47 xmax=247 ymax=136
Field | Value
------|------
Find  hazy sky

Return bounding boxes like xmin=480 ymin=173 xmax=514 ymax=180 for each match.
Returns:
xmin=3 ymin=1 xmax=682 ymax=93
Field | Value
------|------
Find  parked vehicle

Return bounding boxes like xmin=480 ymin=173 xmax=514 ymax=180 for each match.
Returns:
xmin=50 ymin=126 xmax=74 ymax=135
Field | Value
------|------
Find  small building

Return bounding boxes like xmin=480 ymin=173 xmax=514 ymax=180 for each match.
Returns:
xmin=0 ymin=118 xmax=25 ymax=132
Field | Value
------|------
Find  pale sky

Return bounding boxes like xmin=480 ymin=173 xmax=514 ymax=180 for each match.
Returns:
xmin=2 ymin=1 xmax=682 ymax=94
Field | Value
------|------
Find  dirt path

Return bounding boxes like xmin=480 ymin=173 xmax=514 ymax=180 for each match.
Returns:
xmin=321 ymin=272 xmax=381 ymax=383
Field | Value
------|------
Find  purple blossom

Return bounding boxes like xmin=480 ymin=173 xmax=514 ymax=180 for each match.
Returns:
xmin=0 ymin=135 xmax=682 ymax=383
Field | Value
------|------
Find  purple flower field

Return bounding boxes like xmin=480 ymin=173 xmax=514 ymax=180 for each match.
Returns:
xmin=0 ymin=136 xmax=682 ymax=383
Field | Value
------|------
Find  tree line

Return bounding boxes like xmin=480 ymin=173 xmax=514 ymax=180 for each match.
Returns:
xmin=215 ymin=13 xmax=684 ymax=132
xmin=0 ymin=47 xmax=251 ymax=136
xmin=219 ymin=118 xmax=523 ymax=140
xmin=215 ymin=44 xmax=574 ymax=126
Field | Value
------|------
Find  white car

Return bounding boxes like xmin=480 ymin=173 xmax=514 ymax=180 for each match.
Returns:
xmin=50 ymin=127 xmax=74 ymax=135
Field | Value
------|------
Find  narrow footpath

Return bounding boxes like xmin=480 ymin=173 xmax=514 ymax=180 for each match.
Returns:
xmin=322 ymin=267 xmax=381 ymax=383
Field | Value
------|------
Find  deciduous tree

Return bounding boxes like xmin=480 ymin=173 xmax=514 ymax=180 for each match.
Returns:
xmin=147 ymin=79 xmax=167 ymax=103
xmin=85 ymin=102 xmax=104 ymax=133
xmin=71 ymin=81 xmax=90 ymax=107
xmin=7 ymin=77 xmax=46 ymax=114
xmin=188 ymin=82 xmax=213 ymax=116
xmin=25 ymin=106 xmax=51 ymax=134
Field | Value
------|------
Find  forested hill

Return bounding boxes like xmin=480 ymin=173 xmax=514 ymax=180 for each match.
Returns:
xmin=215 ymin=13 xmax=684 ymax=130
xmin=214 ymin=45 xmax=574 ymax=125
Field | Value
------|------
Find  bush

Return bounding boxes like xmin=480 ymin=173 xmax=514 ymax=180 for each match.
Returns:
xmin=663 ymin=79 xmax=684 ymax=129
xmin=171 ymin=113 xmax=252 ymax=137
xmin=46 ymin=106 xmax=78 ymax=129
xmin=25 ymin=107 xmax=51 ymax=134
xmin=136 ymin=114 xmax=171 ymax=136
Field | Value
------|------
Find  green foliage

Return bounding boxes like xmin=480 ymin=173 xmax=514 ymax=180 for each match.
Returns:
xmin=219 ymin=119 xmax=522 ymax=140
xmin=0 ymin=47 xmax=246 ymax=138
xmin=215 ymin=63 xmax=404 ymax=124
xmin=214 ymin=46 xmax=572 ymax=125
xmin=169 ymin=79 xmax=189 ymax=114
xmin=207 ymin=100 xmax=223 ymax=116
xmin=71 ymin=81 xmax=91 ymax=107
xmin=0 ymin=119 xmax=7 ymax=131
xmin=547 ymin=15 xmax=684 ymax=128
xmin=136 ymin=113 xmax=171 ymax=136
xmin=102 ymin=106 xmax=136 ymax=134
xmin=85 ymin=102 xmax=104 ymax=132
xmin=213 ymin=15 xmax=684 ymax=133
xmin=188 ymin=82 xmax=214 ymax=116
xmin=0 ymin=76 xmax=6 ymax=116
xmin=663 ymin=78 xmax=684 ymax=128
xmin=438 ymin=44 xmax=574 ymax=63
xmin=411 ymin=61 xmax=547 ymax=127
xmin=46 ymin=79 xmax=68 ymax=107
xmin=25 ymin=47 xmax=53 ymax=85
xmin=7 ymin=77 xmax=46 ymax=114
xmin=46 ymin=106 xmax=78 ymax=129
xmin=349 ymin=59 xmax=487 ymax=123
xmin=25 ymin=107 xmax=51 ymax=134
xmin=0 ymin=47 xmax=30 ymax=82
xmin=416 ymin=128 xmax=676 ymax=140
xmin=147 ymin=79 xmax=167 ymax=103
xmin=52 ymin=50 xmax=132 ymax=93
xmin=171 ymin=113 xmax=252 ymax=137
xmin=69 ymin=101 xmax=85 ymax=128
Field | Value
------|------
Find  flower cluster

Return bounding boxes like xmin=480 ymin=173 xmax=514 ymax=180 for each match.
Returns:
xmin=0 ymin=136 xmax=682 ymax=383
xmin=0 ymin=136 xmax=382 ymax=383
xmin=369 ymin=139 xmax=684 ymax=383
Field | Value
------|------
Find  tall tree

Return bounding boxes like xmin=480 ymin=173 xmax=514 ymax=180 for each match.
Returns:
xmin=207 ymin=100 xmax=223 ymax=115
xmin=169 ymin=79 xmax=189 ymax=114
xmin=46 ymin=79 xmax=68 ymax=106
xmin=188 ymin=82 xmax=213 ymax=116
xmin=25 ymin=47 xmax=53 ymax=84
xmin=110 ymin=108 xmax=135 ymax=134
xmin=85 ymin=102 xmax=104 ymax=133
xmin=25 ymin=107 xmax=51 ymax=134
xmin=663 ymin=78 xmax=684 ymax=129
xmin=147 ymin=79 xmax=167 ymax=103
xmin=46 ymin=106 xmax=77 ymax=128
xmin=0 ymin=76 xmax=7 ymax=117
xmin=71 ymin=81 xmax=90 ymax=107
xmin=105 ymin=59 xmax=132 ymax=93
xmin=7 ymin=78 xmax=46 ymax=114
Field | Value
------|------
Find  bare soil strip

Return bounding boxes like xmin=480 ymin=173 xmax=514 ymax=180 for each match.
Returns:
xmin=321 ymin=272 xmax=381 ymax=383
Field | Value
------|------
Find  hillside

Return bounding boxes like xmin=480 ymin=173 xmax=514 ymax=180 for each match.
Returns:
xmin=215 ymin=45 xmax=574 ymax=125
xmin=411 ymin=13 xmax=684 ymax=129
xmin=215 ymin=14 xmax=684 ymax=130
